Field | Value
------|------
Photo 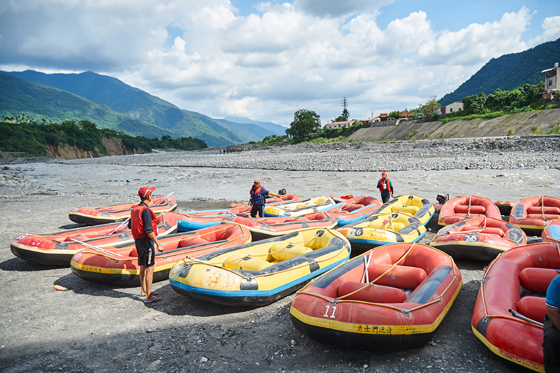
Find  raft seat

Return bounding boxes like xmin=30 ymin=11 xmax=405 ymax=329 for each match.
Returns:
xmin=519 ymin=267 xmax=560 ymax=293
xmin=527 ymin=214 xmax=560 ymax=219
xmin=454 ymin=205 xmax=486 ymax=214
xmin=178 ymin=237 xmax=207 ymax=247
xmin=517 ymin=296 xmax=547 ymax=323
xmin=346 ymin=204 xmax=364 ymax=212
xmin=397 ymin=206 xmax=420 ymax=215
xmin=337 ymin=281 xmax=407 ymax=303
xmin=527 ymin=206 xmax=560 ymax=215
xmin=367 ymin=263 xmax=427 ymax=289
xmin=460 ymin=226 xmax=505 ymax=237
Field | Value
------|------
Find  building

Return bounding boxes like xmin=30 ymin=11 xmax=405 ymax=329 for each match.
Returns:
xmin=379 ymin=113 xmax=389 ymax=121
xmin=399 ymin=109 xmax=413 ymax=120
xmin=445 ymin=101 xmax=463 ymax=113
xmin=436 ymin=106 xmax=445 ymax=116
xmin=542 ymin=62 xmax=559 ymax=99
xmin=324 ymin=120 xmax=354 ymax=129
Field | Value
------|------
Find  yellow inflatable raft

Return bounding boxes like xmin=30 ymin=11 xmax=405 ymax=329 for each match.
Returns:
xmin=168 ymin=228 xmax=351 ymax=306
xmin=264 ymin=196 xmax=343 ymax=217
xmin=373 ymin=195 xmax=435 ymax=226
xmin=337 ymin=212 xmax=426 ymax=253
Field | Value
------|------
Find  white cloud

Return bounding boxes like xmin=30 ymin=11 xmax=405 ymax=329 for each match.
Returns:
xmin=417 ymin=7 xmax=530 ymax=66
xmin=294 ymin=0 xmax=394 ymax=18
xmin=530 ymin=15 xmax=560 ymax=46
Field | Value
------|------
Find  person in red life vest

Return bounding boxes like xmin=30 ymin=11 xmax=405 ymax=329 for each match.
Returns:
xmin=377 ymin=172 xmax=394 ymax=204
xmin=128 ymin=186 xmax=163 ymax=304
xmin=249 ymin=179 xmax=279 ymax=217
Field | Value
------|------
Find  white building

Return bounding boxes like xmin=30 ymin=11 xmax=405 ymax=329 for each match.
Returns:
xmin=445 ymin=101 xmax=463 ymax=114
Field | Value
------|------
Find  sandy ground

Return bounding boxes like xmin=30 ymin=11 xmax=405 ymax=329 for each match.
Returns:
xmin=0 ymin=162 xmax=549 ymax=372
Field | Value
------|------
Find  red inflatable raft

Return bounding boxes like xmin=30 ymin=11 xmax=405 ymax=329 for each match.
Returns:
xmin=430 ymin=217 xmax=526 ymax=261
xmin=510 ymin=196 xmax=560 ymax=235
xmin=328 ymin=196 xmax=382 ymax=226
xmin=290 ymin=243 xmax=462 ymax=350
xmin=69 ymin=195 xmax=178 ymax=225
xmin=70 ymin=224 xmax=251 ymax=285
xmin=472 ymin=242 xmax=560 ymax=372
xmin=438 ymin=195 xmax=501 ymax=226
xmin=222 ymin=212 xmax=338 ymax=240
xmin=10 ymin=213 xmax=178 ymax=266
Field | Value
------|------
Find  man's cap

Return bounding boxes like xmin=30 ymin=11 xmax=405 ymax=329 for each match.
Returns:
xmin=381 ymin=172 xmax=387 ymax=177
xmin=254 ymin=179 xmax=260 ymax=183
xmin=138 ymin=186 xmax=156 ymax=198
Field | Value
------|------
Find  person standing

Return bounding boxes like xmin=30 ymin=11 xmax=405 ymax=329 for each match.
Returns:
xmin=249 ymin=179 xmax=279 ymax=217
xmin=377 ymin=172 xmax=394 ymax=203
xmin=129 ymin=186 xmax=163 ymax=304
xmin=544 ymin=274 xmax=560 ymax=372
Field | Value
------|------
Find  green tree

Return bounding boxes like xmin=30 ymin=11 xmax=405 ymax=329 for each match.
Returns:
xmin=420 ymin=96 xmax=439 ymax=119
xmin=286 ymin=109 xmax=321 ymax=143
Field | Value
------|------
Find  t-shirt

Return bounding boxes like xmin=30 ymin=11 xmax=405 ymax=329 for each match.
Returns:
xmin=546 ymin=274 xmax=560 ymax=309
xmin=250 ymin=187 xmax=269 ymax=205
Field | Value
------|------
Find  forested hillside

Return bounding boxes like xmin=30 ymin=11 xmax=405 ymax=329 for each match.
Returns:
xmin=440 ymin=38 xmax=560 ymax=106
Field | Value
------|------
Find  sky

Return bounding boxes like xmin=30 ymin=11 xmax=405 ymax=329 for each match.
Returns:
xmin=1 ymin=1 xmax=560 ymax=126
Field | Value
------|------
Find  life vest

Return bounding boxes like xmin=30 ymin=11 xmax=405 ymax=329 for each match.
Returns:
xmin=131 ymin=203 xmax=158 ymax=240
xmin=250 ymin=185 xmax=267 ymax=206
xmin=378 ymin=178 xmax=392 ymax=193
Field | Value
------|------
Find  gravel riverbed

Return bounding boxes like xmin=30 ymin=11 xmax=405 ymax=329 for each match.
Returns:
xmin=1 ymin=136 xmax=559 ymax=373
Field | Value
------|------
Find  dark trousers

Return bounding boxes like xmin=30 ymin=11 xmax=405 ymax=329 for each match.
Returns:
xmin=251 ymin=205 xmax=264 ymax=218
xmin=381 ymin=195 xmax=390 ymax=204
xmin=544 ymin=318 xmax=560 ymax=373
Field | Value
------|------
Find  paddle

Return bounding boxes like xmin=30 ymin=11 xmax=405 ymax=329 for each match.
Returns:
xmin=71 ymin=238 xmax=124 ymax=258
xmin=508 ymin=308 xmax=544 ymax=327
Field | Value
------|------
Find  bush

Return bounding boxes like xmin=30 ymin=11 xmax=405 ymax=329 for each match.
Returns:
xmin=508 ymin=128 xmax=515 ymax=135
xmin=548 ymin=126 xmax=560 ymax=134
xmin=530 ymin=125 xmax=540 ymax=135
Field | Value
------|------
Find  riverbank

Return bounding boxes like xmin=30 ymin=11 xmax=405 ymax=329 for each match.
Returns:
xmin=0 ymin=145 xmax=558 ymax=372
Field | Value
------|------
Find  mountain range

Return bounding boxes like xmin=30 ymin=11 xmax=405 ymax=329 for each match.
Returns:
xmin=0 ymin=70 xmax=286 ymax=146
xmin=439 ymin=37 xmax=560 ymax=106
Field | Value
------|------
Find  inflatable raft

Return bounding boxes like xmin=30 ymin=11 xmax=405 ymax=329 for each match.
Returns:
xmin=372 ymin=195 xmax=435 ymax=226
xmin=542 ymin=218 xmax=560 ymax=243
xmin=169 ymin=228 xmax=351 ymax=307
xmin=472 ymin=242 xmax=560 ymax=372
xmin=10 ymin=214 xmax=178 ymax=266
xmin=70 ymin=224 xmax=251 ymax=285
xmin=172 ymin=206 xmax=251 ymax=231
xmin=69 ymin=195 xmax=178 ymax=225
xmin=264 ymin=196 xmax=343 ymax=217
xmin=290 ymin=243 xmax=462 ymax=350
xmin=430 ymin=217 xmax=526 ymax=262
xmin=509 ymin=196 xmax=560 ymax=236
xmin=328 ymin=196 xmax=382 ymax=226
xmin=337 ymin=212 xmax=426 ymax=253
xmin=222 ymin=212 xmax=338 ymax=240
xmin=438 ymin=195 xmax=501 ymax=226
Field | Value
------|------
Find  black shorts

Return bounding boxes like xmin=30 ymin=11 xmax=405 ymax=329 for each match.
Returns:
xmin=251 ymin=205 xmax=264 ymax=218
xmin=135 ymin=237 xmax=155 ymax=267
xmin=381 ymin=195 xmax=390 ymax=203
xmin=543 ymin=317 xmax=560 ymax=372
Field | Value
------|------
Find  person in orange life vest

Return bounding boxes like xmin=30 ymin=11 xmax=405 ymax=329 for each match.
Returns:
xmin=377 ymin=172 xmax=394 ymax=204
xmin=249 ymin=179 xmax=279 ymax=217
xmin=128 ymin=186 xmax=163 ymax=304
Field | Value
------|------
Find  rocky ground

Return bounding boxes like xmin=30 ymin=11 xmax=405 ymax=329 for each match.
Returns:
xmin=1 ymin=137 xmax=557 ymax=373
xmin=32 ymin=136 xmax=560 ymax=174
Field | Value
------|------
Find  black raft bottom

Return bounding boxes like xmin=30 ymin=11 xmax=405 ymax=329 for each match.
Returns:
xmin=10 ymin=245 xmax=73 ymax=266
xmin=290 ymin=314 xmax=434 ymax=351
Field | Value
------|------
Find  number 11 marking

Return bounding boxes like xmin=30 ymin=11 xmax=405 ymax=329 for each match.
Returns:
xmin=323 ymin=305 xmax=337 ymax=318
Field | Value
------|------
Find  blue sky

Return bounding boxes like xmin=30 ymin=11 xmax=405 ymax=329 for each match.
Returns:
xmin=1 ymin=0 xmax=559 ymax=125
